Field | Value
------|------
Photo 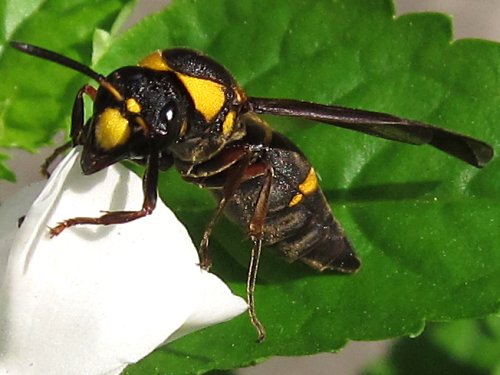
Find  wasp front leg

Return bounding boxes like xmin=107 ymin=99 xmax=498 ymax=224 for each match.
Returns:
xmin=41 ymin=84 xmax=97 ymax=177
xmin=40 ymin=141 xmax=72 ymax=178
xmin=49 ymin=151 xmax=159 ymax=237
xmin=70 ymin=84 xmax=96 ymax=145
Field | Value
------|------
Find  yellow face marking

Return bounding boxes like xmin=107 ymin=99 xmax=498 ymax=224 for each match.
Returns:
xmin=176 ymin=72 xmax=225 ymax=121
xmin=95 ymin=108 xmax=130 ymax=150
xmin=222 ymin=111 xmax=236 ymax=136
xmin=288 ymin=193 xmax=304 ymax=207
xmin=126 ymin=98 xmax=142 ymax=114
xmin=139 ymin=51 xmax=169 ymax=71
xmin=298 ymin=168 xmax=319 ymax=196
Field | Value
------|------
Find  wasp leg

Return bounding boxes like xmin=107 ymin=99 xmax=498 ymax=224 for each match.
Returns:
xmin=49 ymin=151 xmax=159 ymax=237
xmin=40 ymin=141 xmax=72 ymax=178
xmin=199 ymin=152 xmax=253 ymax=270
xmin=41 ymin=84 xmax=97 ymax=178
xmin=247 ymin=164 xmax=273 ymax=342
xmin=71 ymin=84 xmax=96 ymax=145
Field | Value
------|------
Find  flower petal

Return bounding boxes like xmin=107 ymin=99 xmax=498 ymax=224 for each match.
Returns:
xmin=0 ymin=148 xmax=246 ymax=375
xmin=167 ymin=270 xmax=248 ymax=342
xmin=0 ymin=181 xmax=44 ymax=285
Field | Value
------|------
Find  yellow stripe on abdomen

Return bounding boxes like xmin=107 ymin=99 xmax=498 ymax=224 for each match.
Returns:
xmin=288 ymin=168 xmax=319 ymax=207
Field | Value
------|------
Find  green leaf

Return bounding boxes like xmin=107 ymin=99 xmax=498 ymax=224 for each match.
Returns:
xmin=364 ymin=315 xmax=500 ymax=375
xmin=0 ymin=0 xmax=135 ymax=180
xmin=1 ymin=0 xmax=499 ymax=374
xmin=0 ymin=153 xmax=15 ymax=182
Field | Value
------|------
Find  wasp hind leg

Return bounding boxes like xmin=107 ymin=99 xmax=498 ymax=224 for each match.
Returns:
xmin=246 ymin=164 xmax=273 ymax=342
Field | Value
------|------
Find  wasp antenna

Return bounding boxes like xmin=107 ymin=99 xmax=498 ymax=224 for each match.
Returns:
xmin=10 ymin=41 xmax=124 ymax=101
xmin=10 ymin=41 xmax=105 ymax=84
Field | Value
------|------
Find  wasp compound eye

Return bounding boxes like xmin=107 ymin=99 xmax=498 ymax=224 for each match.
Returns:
xmin=155 ymin=100 xmax=180 ymax=138
xmin=161 ymin=100 xmax=177 ymax=123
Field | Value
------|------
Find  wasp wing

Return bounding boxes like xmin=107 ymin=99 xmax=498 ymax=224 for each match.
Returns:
xmin=249 ymin=97 xmax=494 ymax=168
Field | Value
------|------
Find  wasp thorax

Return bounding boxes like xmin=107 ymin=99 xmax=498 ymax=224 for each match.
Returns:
xmin=95 ymin=107 xmax=131 ymax=150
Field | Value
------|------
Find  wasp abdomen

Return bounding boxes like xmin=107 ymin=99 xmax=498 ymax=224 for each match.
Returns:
xmin=265 ymin=188 xmax=360 ymax=273
xmin=220 ymin=121 xmax=361 ymax=273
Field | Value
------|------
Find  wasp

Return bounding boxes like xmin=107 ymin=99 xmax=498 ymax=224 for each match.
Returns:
xmin=10 ymin=41 xmax=494 ymax=341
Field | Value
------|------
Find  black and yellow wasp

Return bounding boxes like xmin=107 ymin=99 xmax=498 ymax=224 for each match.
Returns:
xmin=10 ymin=41 xmax=493 ymax=341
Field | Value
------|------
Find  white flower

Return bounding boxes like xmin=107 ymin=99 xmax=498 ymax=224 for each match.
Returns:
xmin=0 ymin=147 xmax=247 ymax=375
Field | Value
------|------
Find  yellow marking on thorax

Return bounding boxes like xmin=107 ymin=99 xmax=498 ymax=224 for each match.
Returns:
xmin=176 ymin=73 xmax=225 ymax=121
xmin=126 ymin=98 xmax=141 ymax=113
xmin=235 ymin=88 xmax=245 ymax=103
xmin=139 ymin=51 xmax=226 ymax=122
xmin=299 ymin=168 xmax=319 ymax=196
xmin=222 ymin=111 xmax=236 ymax=135
xmin=139 ymin=51 xmax=169 ymax=71
xmin=95 ymin=108 xmax=130 ymax=150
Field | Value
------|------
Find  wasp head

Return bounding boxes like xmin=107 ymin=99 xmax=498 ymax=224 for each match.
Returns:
xmin=80 ymin=67 xmax=191 ymax=174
